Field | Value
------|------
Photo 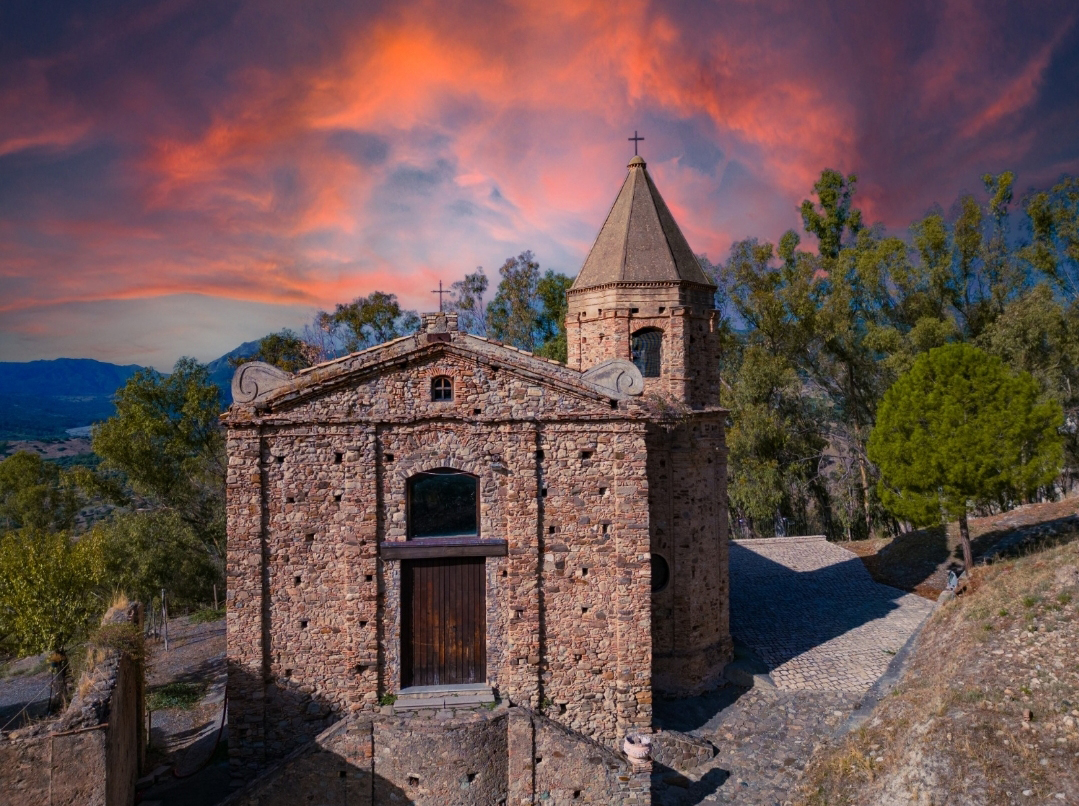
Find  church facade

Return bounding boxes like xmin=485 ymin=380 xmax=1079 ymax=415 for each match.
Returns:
xmin=224 ymin=156 xmax=732 ymax=779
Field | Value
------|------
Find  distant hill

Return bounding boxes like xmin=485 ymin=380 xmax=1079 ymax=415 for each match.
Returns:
xmin=0 ymin=343 xmax=264 ymax=441
xmin=206 ymin=339 xmax=260 ymax=398
xmin=0 ymin=358 xmax=143 ymax=440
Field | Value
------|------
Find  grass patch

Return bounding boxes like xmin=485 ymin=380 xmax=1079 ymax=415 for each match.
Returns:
xmin=147 ymin=681 xmax=206 ymax=710
xmin=190 ymin=607 xmax=226 ymax=624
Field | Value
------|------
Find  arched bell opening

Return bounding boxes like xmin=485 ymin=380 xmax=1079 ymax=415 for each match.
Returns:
xmin=631 ymin=328 xmax=663 ymax=378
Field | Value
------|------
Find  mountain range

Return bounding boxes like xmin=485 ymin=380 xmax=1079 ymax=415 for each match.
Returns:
xmin=0 ymin=342 xmax=261 ymax=441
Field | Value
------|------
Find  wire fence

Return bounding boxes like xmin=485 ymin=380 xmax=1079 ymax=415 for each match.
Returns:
xmin=0 ymin=666 xmax=65 ymax=733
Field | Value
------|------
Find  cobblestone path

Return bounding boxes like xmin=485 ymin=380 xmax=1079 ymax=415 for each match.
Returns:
xmin=730 ymin=536 xmax=934 ymax=692
xmin=655 ymin=689 xmax=860 ymax=805
xmin=652 ymin=536 xmax=934 ymax=805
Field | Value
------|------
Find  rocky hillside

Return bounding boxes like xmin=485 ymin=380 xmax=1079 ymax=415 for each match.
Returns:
xmin=798 ymin=536 xmax=1079 ymax=805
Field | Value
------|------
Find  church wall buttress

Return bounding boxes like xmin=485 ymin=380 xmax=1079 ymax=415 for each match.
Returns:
xmin=648 ymin=415 xmax=732 ymax=695
xmin=225 ymin=426 xmax=267 ymax=779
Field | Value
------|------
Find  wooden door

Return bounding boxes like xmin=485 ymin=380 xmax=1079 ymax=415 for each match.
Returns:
xmin=402 ymin=557 xmax=486 ymax=687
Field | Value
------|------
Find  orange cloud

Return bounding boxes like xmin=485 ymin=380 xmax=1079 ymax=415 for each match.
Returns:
xmin=1 ymin=0 xmax=1076 ymax=365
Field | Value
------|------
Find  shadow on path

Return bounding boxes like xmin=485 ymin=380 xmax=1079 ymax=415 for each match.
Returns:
xmin=729 ymin=541 xmax=912 ymax=674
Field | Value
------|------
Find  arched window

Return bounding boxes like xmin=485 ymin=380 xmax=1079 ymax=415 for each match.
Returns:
xmin=431 ymin=375 xmax=453 ymax=401
xmin=408 ymin=469 xmax=478 ymax=538
xmin=651 ymin=553 xmax=670 ymax=593
xmin=631 ymin=329 xmax=663 ymax=378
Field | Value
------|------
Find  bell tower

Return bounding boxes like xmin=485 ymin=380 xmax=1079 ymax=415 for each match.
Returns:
xmin=569 ymin=155 xmax=732 ymax=695
xmin=566 ymin=156 xmax=721 ymax=408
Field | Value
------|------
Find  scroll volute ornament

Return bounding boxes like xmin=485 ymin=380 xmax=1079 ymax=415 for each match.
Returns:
xmin=231 ymin=362 xmax=293 ymax=404
xmin=582 ymin=359 xmax=645 ymax=398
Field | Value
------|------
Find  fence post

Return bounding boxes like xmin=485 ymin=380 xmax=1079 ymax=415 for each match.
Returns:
xmin=161 ymin=588 xmax=169 ymax=653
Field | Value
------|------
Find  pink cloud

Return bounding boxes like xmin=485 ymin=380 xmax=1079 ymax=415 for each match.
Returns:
xmin=0 ymin=0 xmax=1076 ymax=364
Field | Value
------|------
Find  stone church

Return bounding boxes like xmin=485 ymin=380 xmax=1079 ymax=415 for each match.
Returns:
xmin=224 ymin=155 xmax=732 ymax=790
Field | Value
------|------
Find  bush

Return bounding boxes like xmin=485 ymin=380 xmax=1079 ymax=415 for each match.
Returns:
xmin=97 ymin=510 xmax=221 ymax=609
xmin=189 ymin=606 xmax=225 ymax=624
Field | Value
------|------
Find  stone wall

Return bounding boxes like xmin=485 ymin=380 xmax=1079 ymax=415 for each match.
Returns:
xmin=565 ymin=283 xmax=721 ymax=406
xmin=226 ymin=706 xmax=649 ymax=806
xmin=648 ymin=415 xmax=733 ymax=695
xmin=226 ymin=337 xmax=655 ymax=778
xmin=0 ymin=602 xmax=144 ymax=806
xmin=519 ymin=708 xmax=651 ymax=805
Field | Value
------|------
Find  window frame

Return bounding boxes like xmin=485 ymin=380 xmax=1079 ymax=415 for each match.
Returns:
xmin=631 ymin=328 xmax=663 ymax=378
xmin=406 ymin=468 xmax=480 ymax=539
xmin=431 ymin=375 xmax=454 ymax=401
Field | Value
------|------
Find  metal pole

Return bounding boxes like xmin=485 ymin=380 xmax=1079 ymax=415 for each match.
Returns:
xmin=161 ymin=588 xmax=169 ymax=653
xmin=213 ymin=583 xmax=218 ymax=611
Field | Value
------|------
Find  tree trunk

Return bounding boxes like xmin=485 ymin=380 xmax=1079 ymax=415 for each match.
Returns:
xmin=859 ymin=455 xmax=872 ymax=538
xmin=958 ymin=509 xmax=974 ymax=574
xmin=49 ymin=649 xmax=70 ymax=711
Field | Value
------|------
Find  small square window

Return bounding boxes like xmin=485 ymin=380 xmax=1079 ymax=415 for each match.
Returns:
xmin=432 ymin=376 xmax=453 ymax=401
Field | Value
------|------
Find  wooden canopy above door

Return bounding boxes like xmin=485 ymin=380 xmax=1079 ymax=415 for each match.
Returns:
xmin=380 ymin=538 xmax=508 ymax=560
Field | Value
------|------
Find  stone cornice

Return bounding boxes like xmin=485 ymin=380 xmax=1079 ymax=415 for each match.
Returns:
xmin=222 ymin=333 xmax=650 ymax=422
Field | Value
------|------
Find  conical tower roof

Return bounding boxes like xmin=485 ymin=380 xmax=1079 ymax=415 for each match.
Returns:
xmin=572 ymin=156 xmax=715 ymax=291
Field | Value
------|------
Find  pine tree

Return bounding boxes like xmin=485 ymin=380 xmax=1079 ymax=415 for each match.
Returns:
xmin=868 ymin=343 xmax=1063 ymax=571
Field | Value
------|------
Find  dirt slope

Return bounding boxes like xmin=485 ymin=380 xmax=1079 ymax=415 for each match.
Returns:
xmin=798 ymin=537 xmax=1079 ymax=805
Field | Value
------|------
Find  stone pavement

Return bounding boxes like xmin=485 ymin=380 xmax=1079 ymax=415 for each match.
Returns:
xmin=651 ymin=536 xmax=934 ymax=805
xmin=729 ymin=536 xmax=934 ymax=692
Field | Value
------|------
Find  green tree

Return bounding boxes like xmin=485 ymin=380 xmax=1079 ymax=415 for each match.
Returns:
xmin=321 ymin=291 xmax=420 ymax=353
xmin=97 ymin=510 xmax=218 ymax=608
xmin=799 ymin=170 xmax=863 ymax=261
xmin=488 ymin=251 xmax=542 ymax=350
xmin=722 ymin=237 xmax=830 ymax=536
xmin=534 ymin=270 xmax=573 ymax=362
xmin=982 ymin=171 xmax=1026 ymax=317
xmin=868 ymin=344 xmax=1063 ymax=571
xmin=446 ymin=269 xmax=489 ymax=335
xmin=92 ymin=358 xmax=227 ymax=563
xmin=978 ymin=284 xmax=1079 ymax=484
xmin=1024 ymin=176 xmax=1079 ymax=299
xmin=232 ymin=329 xmax=320 ymax=373
xmin=0 ymin=528 xmax=107 ymax=701
xmin=486 ymin=251 xmax=572 ymax=358
xmin=0 ymin=451 xmax=81 ymax=533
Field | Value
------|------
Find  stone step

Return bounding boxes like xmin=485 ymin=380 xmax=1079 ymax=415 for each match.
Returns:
xmin=393 ymin=684 xmax=496 ymax=710
xmin=724 ymin=659 xmax=775 ymax=689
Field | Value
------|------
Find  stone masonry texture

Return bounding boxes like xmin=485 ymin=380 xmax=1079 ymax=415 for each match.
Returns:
xmin=0 ymin=602 xmax=144 ymax=806
xmin=223 ymin=312 xmax=732 ymax=791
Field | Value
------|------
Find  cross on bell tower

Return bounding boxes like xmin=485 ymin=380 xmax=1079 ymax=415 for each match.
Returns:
xmin=628 ymin=130 xmax=644 ymax=156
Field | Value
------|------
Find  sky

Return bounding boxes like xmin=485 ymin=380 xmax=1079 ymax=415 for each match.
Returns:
xmin=1 ymin=0 xmax=1077 ymax=370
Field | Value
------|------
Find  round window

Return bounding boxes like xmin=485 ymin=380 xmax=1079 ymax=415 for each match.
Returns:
xmin=651 ymin=554 xmax=670 ymax=593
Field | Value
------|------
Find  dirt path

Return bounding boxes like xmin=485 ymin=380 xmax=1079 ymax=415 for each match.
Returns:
xmin=140 ymin=616 xmax=230 ymax=806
